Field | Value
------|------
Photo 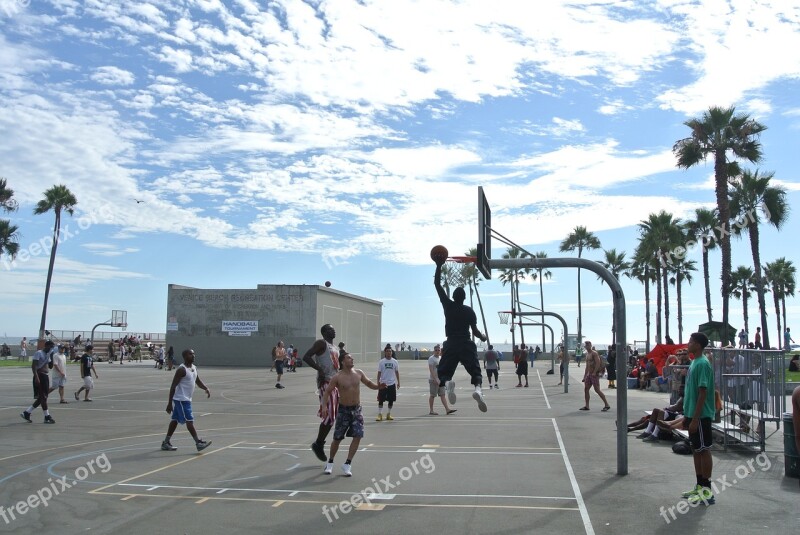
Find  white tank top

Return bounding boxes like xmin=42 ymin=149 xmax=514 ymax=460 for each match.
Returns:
xmin=173 ymin=364 xmax=197 ymax=401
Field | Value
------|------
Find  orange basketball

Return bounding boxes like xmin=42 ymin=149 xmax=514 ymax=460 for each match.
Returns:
xmin=430 ymin=244 xmax=449 ymax=263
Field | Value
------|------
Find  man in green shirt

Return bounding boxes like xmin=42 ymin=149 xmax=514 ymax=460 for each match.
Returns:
xmin=681 ymin=332 xmax=715 ymax=505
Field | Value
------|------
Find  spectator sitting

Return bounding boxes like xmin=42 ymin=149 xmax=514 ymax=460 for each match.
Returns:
xmin=627 ymin=398 xmax=683 ymax=442
xmin=790 ymin=355 xmax=800 ymax=372
xmin=639 ymin=359 xmax=659 ymax=390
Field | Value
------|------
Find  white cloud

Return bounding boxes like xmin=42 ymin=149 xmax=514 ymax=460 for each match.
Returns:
xmin=91 ymin=66 xmax=135 ymax=85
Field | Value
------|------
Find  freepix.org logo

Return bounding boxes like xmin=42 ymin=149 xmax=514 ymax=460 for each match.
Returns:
xmin=0 ymin=453 xmax=111 ymax=525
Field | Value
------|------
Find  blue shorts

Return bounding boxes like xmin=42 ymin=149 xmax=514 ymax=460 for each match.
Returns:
xmin=171 ymin=400 xmax=194 ymax=424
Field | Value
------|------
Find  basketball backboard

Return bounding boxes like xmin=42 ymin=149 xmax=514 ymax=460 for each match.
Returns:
xmin=477 ymin=186 xmax=491 ymax=279
xmin=112 ymin=310 xmax=127 ymax=330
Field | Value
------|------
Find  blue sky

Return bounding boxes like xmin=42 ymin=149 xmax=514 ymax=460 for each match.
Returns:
xmin=1 ymin=0 xmax=799 ymax=350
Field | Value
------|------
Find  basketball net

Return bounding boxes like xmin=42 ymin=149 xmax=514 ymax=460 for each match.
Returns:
xmin=441 ymin=256 xmax=477 ymax=291
xmin=498 ymin=311 xmax=510 ymax=325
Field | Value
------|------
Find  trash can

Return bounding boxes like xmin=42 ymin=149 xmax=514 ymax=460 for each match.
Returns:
xmin=784 ymin=412 xmax=799 ymax=478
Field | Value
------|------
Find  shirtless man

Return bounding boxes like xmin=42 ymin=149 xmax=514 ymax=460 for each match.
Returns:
xmin=273 ymin=340 xmax=287 ymax=389
xmin=321 ymin=352 xmax=385 ymax=476
xmin=579 ymin=340 xmax=611 ymax=411
xmin=303 ymin=324 xmax=340 ymax=462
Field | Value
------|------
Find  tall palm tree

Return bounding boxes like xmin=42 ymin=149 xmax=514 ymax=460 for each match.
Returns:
xmin=674 ymin=106 xmax=766 ymax=348
xmin=631 ymin=248 xmax=657 ymax=353
xmin=530 ymin=251 xmax=552 ymax=353
xmin=669 ymin=257 xmax=697 ymax=344
xmin=730 ymin=265 xmax=756 ymax=338
xmin=729 ymin=168 xmax=789 ymax=349
xmin=0 ymin=178 xmax=18 ymax=213
xmin=684 ymin=208 xmax=718 ymax=323
xmin=499 ymin=246 xmax=530 ymax=346
xmin=34 ymin=185 xmax=78 ymax=347
xmin=638 ymin=211 xmax=684 ymax=343
xmin=598 ymin=248 xmax=631 ymax=347
xmin=0 ymin=220 xmax=20 ymax=260
xmin=559 ymin=226 xmax=601 ymax=347
xmin=764 ymin=258 xmax=796 ymax=349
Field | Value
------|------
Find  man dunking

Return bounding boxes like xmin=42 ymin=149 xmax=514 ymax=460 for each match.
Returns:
xmin=433 ymin=254 xmax=489 ymax=412
xmin=579 ymin=340 xmax=610 ymax=412
xmin=303 ymin=324 xmax=340 ymax=462
xmin=321 ymin=351 xmax=385 ymax=476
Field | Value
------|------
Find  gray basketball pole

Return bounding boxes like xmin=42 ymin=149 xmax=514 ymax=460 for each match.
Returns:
xmin=508 ymin=311 xmax=569 ymax=393
xmin=490 ymin=256 xmax=628 ymax=476
xmin=524 ymin=322 xmax=555 ymax=375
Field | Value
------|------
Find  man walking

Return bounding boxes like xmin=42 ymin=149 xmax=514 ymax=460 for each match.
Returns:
xmin=484 ymin=344 xmax=500 ymax=389
xmin=680 ymin=332 xmax=716 ymax=505
xmin=303 ymin=324 xmax=340 ymax=462
xmin=161 ymin=349 xmax=212 ymax=452
xmin=516 ymin=344 xmax=529 ymax=388
xmin=21 ymin=340 xmax=56 ymax=424
xmin=579 ymin=341 xmax=610 ymax=411
xmin=785 ymin=328 xmax=795 ymax=351
xmin=321 ymin=352 xmax=385 ymax=476
xmin=428 ymin=344 xmax=456 ymax=415
xmin=432 ymin=253 xmax=489 ymax=412
xmin=48 ymin=344 xmax=69 ymax=404
xmin=376 ymin=344 xmax=400 ymax=421
xmin=74 ymin=344 xmax=98 ymax=402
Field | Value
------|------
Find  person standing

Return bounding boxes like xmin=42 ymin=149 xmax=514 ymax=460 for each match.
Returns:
xmin=432 ymin=254 xmax=489 ymax=412
xmin=74 ymin=344 xmax=98 ymax=402
xmin=606 ymin=344 xmax=617 ymax=389
xmin=20 ymin=340 xmax=56 ymax=424
xmin=273 ymin=340 xmax=287 ymax=389
xmin=303 ymin=324 xmax=340 ymax=462
xmin=376 ymin=344 xmax=400 ymax=421
xmin=107 ymin=340 xmax=116 ymax=363
xmin=161 ymin=349 xmax=212 ymax=452
xmin=785 ymin=328 xmax=795 ymax=351
xmin=48 ymin=344 xmax=69 ymax=404
xmin=321 ymin=351 xmax=384 ymax=476
xmin=579 ymin=341 xmax=610 ymax=411
xmin=738 ymin=329 xmax=748 ymax=349
xmin=483 ymin=344 xmax=499 ymax=389
xmin=516 ymin=345 xmax=529 ymax=387
xmin=19 ymin=336 xmax=28 ymax=362
xmin=428 ymin=345 xmax=456 ymax=415
xmin=754 ymin=327 xmax=762 ymax=349
xmin=167 ymin=345 xmax=175 ymax=370
xmin=680 ymin=332 xmax=716 ymax=505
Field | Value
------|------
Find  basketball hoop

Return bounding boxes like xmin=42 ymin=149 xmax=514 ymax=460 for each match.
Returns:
xmin=498 ymin=311 xmax=510 ymax=325
xmin=441 ymin=255 xmax=478 ymax=289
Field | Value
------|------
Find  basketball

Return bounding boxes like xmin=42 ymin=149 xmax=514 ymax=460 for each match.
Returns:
xmin=430 ymin=245 xmax=449 ymax=263
xmin=325 ymin=281 xmax=331 ymax=287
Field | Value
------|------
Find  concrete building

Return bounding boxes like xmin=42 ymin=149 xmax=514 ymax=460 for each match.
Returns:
xmin=166 ymin=284 xmax=382 ymax=366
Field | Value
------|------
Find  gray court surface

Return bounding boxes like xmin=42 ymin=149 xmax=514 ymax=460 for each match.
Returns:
xmin=1 ymin=360 xmax=797 ymax=534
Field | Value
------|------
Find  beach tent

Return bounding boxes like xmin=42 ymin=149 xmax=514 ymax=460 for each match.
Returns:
xmin=697 ymin=321 xmax=737 ymax=346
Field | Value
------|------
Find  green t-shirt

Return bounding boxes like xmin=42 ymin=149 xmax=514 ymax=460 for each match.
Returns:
xmin=683 ymin=355 xmax=715 ymax=419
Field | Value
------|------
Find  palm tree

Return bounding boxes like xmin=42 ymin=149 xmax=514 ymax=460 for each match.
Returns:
xmin=729 ymin=168 xmax=789 ymax=349
xmin=674 ymin=106 xmax=766 ymax=348
xmin=559 ymin=226 xmax=601 ymax=347
xmin=638 ymin=211 xmax=684 ymax=343
xmin=684 ymin=208 xmax=718 ymax=323
xmin=669 ymin=257 xmax=697 ymax=344
xmin=764 ymin=258 xmax=796 ymax=349
xmin=631 ymin=248 xmax=657 ymax=353
xmin=530 ymin=251 xmax=552 ymax=353
xmin=34 ymin=185 xmax=78 ymax=347
xmin=0 ymin=220 xmax=20 ymax=260
xmin=598 ymin=248 xmax=631 ymax=347
xmin=0 ymin=178 xmax=18 ymax=213
xmin=730 ymin=265 xmax=756 ymax=338
xmin=499 ymin=246 xmax=530 ymax=346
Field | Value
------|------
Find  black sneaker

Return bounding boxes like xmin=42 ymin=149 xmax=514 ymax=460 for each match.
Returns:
xmin=161 ymin=441 xmax=177 ymax=451
xmin=20 ymin=411 xmax=32 ymax=422
xmin=276 ymin=384 xmax=285 ymax=389
xmin=44 ymin=415 xmax=56 ymax=424
xmin=196 ymin=440 xmax=211 ymax=452
xmin=311 ymin=440 xmax=326 ymax=461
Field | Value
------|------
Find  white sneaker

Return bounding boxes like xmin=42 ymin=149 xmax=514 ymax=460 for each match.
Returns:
xmin=324 ymin=462 xmax=333 ymax=474
xmin=472 ymin=389 xmax=488 ymax=412
xmin=446 ymin=381 xmax=457 ymax=405
xmin=494 ymin=384 xmax=499 ymax=389
xmin=341 ymin=463 xmax=352 ymax=477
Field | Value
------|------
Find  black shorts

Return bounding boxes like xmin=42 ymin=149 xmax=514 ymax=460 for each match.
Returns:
xmin=686 ymin=417 xmax=713 ymax=452
xmin=486 ymin=369 xmax=498 ymax=381
xmin=333 ymin=405 xmax=364 ymax=440
xmin=275 ymin=360 xmax=285 ymax=374
xmin=33 ymin=372 xmax=50 ymax=399
xmin=378 ymin=384 xmax=397 ymax=403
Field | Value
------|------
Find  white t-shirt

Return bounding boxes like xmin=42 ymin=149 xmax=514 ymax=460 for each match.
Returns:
xmin=377 ymin=358 xmax=399 ymax=386
xmin=52 ymin=352 xmax=67 ymax=379
xmin=428 ymin=355 xmax=439 ymax=382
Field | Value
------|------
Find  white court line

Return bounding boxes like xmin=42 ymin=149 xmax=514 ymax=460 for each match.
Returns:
xmin=230 ymin=446 xmax=559 ymax=455
xmin=551 ymin=419 xmax=595 ymax=535
xmin=536 ymin=370 xmax=551 ymax=409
